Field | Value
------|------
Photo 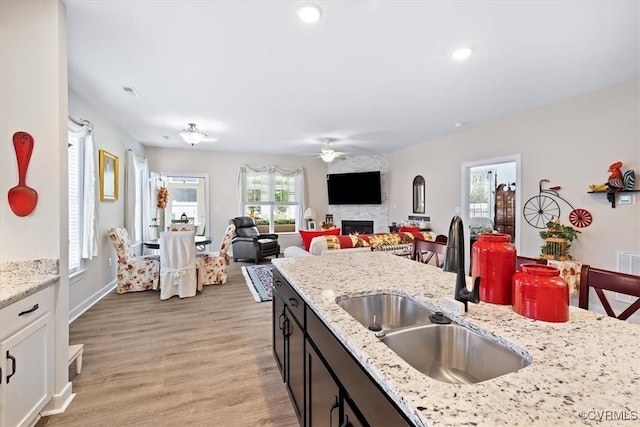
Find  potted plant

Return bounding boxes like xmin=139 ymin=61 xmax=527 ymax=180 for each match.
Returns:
xmin=255 ymin=218 xmax=270 ymax=233
xmin=274 ymin=218 xmax=296 ymax=233
xmin=539 ymin=219 xmax=580 ymax=260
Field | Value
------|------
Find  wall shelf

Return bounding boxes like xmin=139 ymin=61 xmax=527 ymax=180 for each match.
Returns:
xmin=587 ymin=190 xmax=639 ymax=208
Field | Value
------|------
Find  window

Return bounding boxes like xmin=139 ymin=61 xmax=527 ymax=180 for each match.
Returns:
xmin=68 ymin=130 xmax=83 ymax=273
xmin=469 ymin=168 xmax=493 ymax=219
xmin=240 ymin=166 xmax=304 ymax=233
xmin=166 ymin=176 xmax=202 ymax=224
xmin=68 ymin=117 xmax=98 ymax=275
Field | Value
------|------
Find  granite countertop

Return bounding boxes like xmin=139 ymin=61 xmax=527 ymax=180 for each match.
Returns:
xmin=272 ymin=252 xmax=640 ymax=426
xmin=0 ymin=259 xmax=60 ymax=309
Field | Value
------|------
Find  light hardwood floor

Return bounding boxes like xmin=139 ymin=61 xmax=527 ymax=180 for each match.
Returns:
xmin=36 ymin=261 xmax=298 ymax=427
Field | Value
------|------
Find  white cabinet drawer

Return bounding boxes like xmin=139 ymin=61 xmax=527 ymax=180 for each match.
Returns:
xmin=0 ymin=287 xmax=52 ymax=340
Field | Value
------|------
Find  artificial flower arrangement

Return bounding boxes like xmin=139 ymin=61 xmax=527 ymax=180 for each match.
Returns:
xmin=157 ymin=186 xmax=168 ymax=209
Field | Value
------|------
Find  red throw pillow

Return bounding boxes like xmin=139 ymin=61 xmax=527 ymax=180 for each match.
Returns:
xmin=399 ymin=226 xmax=419 ymax=233
xmin=299 ymin=228 xmax=341 ymax=250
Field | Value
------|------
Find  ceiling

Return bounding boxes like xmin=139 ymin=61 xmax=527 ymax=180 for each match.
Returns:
xmin=65 ymin=1 xmax=639 ymax=157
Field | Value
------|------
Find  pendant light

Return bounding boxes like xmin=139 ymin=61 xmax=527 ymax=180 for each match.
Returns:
xmin=179 ymin=123 xmax=207 ymax=146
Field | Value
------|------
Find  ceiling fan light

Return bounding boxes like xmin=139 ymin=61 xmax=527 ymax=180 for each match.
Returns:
xmin=321 ymin=151 xmax=336 ymax=162
xmin=179 ymin=123 xmax=207 ymax=146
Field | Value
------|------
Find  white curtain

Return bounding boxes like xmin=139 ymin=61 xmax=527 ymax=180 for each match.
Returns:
xmin=237 ymin=165 xmax=306 ymax=227
xmin=68 ymin=117 xmax=98 ymax=259
xmin=125 ymin=150 xmax=151 ymax=243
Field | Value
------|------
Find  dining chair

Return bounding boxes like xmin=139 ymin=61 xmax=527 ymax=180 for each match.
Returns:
xmin=578 ymin=264 xmax=640 ymax=321
xmin=196 ymin=224 xmax=235 ymax=286
xmin=434 ymin=234 xmax=448 ymax=244
xmin=515 ymin=255 xmax=547 ymax=271
xmin=413 ymin=240 xmax=448 ymax=267
xmin=107 ymin=227 xmax=160 ymax=293
xmin=159 ymin=231 xmax=198 ymax=300
xmin=167 ymin=223 xmax=197 ymax=233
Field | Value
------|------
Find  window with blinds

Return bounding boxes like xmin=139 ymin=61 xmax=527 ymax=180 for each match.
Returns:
xmin=68 ymin=131 xmax=84 ymax=273
xmin=244 ymin=171 xmax=300 ymax=233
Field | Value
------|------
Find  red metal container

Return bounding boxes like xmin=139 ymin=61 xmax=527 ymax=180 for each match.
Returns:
xmin=512 ymin=264 xmax=569 ymax=322
xmin=472 ymin=233 xmax=516 ymax=305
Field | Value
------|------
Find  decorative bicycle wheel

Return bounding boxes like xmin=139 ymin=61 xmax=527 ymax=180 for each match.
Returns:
xmin=523 ymin=195 xmax=561 ymax=229
xmin=568 ymin=208 xmax=593 ymax=228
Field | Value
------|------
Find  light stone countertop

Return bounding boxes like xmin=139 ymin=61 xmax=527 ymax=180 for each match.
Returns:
xmin=0 ymin=259 xmax=59 ymax=309
xmin=272 ymin=252 xmax=640 ymax=427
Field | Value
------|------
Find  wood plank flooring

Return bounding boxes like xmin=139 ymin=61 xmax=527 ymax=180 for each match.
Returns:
xmin=36 ymin=261 xmax=298 ymax=427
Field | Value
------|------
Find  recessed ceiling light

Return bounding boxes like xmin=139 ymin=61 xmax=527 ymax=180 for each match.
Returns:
xmin=296 ymin=3 xmax=322 ymax=23
xmin=122 ymin=86 xmax=140 ymax=97
xmin=452 ymin=47 xmax=472 ymax=61
xmin=455 ymin=122 xmax=468 ymax=128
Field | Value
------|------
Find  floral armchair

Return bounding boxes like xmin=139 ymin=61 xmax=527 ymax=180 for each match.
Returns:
xmin=108 ymin=227 xmax=160 ymax=293
xmin=196 ymin=224 xmax=235 ymax=286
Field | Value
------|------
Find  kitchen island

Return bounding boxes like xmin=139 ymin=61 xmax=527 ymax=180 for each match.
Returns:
xmin=272 ymin=251 xmax=639 ymax=426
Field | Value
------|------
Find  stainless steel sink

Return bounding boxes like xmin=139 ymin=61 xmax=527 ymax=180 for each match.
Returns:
xmin=380 ymin=324 xmax=531 ymax=384
xmin=337 ymin=293 xmax=434 ymax=331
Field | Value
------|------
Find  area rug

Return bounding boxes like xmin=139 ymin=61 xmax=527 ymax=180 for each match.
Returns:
xmin=242 ymin=264 xmax=274 ymax=302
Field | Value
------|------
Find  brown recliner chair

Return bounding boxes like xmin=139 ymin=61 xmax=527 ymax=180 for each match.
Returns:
xmin=229 ymin=216 xmax=280 ymax=263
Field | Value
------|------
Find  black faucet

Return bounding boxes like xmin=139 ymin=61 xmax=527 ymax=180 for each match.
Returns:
xmin=442 ymin=215 xmax=480 ymax=312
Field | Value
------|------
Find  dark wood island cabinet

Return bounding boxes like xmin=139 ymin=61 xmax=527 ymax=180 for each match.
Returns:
xmin=272 ymin=269 xmax=413 ymax=427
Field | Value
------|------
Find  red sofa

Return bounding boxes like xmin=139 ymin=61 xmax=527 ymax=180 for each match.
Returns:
xmin=308 ymin=231 xmax=435 ymax=255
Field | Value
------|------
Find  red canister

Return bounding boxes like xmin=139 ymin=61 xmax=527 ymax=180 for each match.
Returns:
xmin=472 ymin=233 xmax=516 ymax=305
xmin=512 ymin=264 xmax=569 ymax=322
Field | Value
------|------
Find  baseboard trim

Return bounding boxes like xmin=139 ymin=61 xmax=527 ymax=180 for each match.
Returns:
xmin=40 ymin=381 xmax=75 ymax=416
xmin=69 ymin=279 xmax=116 ymax=324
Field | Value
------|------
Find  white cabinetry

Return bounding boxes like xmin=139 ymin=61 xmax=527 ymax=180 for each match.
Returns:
xmin=0 ymin=286 xmax=53 ymax=427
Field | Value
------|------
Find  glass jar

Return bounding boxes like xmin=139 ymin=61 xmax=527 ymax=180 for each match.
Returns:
xmin=512 ymin=264 xmax=569 ymax=322
xmin=471 ymin=233 xmax=516 ymax=305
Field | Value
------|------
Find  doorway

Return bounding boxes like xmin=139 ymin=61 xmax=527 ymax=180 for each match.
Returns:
xmin=461 ymin=155 xmax=521 ymax=270
xmin=151 ymin=172 xmax=210 ymax=240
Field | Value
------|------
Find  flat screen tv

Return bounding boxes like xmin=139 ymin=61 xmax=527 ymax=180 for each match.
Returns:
xmin=327 ymin=171 xmax=382 ymax=205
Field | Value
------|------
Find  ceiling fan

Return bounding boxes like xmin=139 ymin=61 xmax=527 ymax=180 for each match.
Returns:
xmin=316 ymin=138 xmax=348 ymax=162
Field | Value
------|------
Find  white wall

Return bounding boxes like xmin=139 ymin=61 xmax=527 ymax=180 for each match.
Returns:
xmin=389 ymin=79 xmax=640 ymax=270
xmin=67 ymin=89 xmax=147 ymax=319
xmin=0 ymin=0 xmax=71 ymax=413
xmin=145 ymin=148 xmax=329 ymax=251
xmin=1 ymin=1 xmax=65 ymax=262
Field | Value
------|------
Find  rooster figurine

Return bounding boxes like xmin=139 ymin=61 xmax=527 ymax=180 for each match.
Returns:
xmin=606 ymin=161 xmax=624 ymax=190
xmin=589 ymin=161 xmax=636 ymax=192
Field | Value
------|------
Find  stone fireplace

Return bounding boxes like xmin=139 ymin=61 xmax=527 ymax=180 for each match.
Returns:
xmin=341 ymin=220 xmax=374 ymax=235
xmin=327 ymin=153 xmax=389 ymax=233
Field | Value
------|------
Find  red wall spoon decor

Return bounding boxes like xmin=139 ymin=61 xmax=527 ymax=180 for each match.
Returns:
xmin=7 ymin=131 xmax=38 ymax=216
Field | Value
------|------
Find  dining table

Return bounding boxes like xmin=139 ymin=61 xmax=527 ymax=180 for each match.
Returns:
xmin=143 ymin=235 xmax=212 ymax=250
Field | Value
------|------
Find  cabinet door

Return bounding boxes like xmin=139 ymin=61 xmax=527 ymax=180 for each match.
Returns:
xmin=342 ymin=397 xmax=366 ymax=427
xmin=307 ymin=344 xmax=339 ymax=427
xmin=307 ymin=307 xmax=413 ymax=427
xmin=0 ymin=313 xmax=52 ymax=427
xmin=272 ymin=291 xmax=286 ymax=381
xmin=286 ymin=309 xmax=305 ymax=424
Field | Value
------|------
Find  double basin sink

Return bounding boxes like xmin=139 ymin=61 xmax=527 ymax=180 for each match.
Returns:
xmin=337 ymin=293 xmax=531 ymax=384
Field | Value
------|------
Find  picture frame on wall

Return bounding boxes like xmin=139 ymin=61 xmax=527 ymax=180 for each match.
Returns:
xmin=308 ymin=221 xmax=316 ymax=230
xmin=325 ymin=214 xmax=333 ymax=224
xmin=99 ymin=149 xmax=119 ymax=201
